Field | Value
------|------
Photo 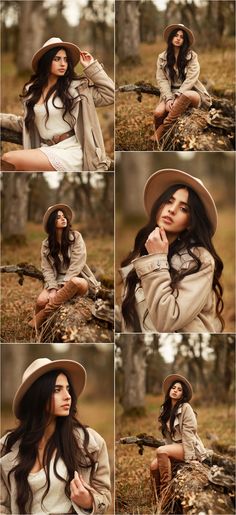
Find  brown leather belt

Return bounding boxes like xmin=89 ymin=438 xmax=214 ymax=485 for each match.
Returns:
xmin=41 ymin=129 xmax=74 ymax=146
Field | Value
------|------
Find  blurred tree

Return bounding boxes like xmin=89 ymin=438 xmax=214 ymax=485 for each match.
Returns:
xmin=81 ymin=0 xmax=114 ymax=60
xmin=116 ymin=0 xmax=141 ymax=64
xmin=28 ymin=174 xmax=53 ymax=223
xmin=140 ymin=0 xmax=160 ymax=43
xmin=210 ymin=334 xmax=235 ymax=403
xmin=117 ymin=334 xmax=146 ymax=415
xmin=1 ymin=173 xmax=30 ymax=243
xmin=17 ymin=1 xmax=46 ymax=72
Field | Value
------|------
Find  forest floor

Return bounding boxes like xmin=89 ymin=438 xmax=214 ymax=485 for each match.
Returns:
xmin=115 ymin=38 xmax=235 ymax=151
xmin=115 ymin=206 xmax=235 ymax=333
xmin=1 ymin=53 xmax=114 ymax=161
xmin=1 ymin=223 xmax=114 ymax=343
xmin=115 ymin=394 xmax=235 ymax=515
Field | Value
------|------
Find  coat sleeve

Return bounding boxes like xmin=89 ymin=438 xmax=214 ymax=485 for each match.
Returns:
xmin=0 ymin=467 xmax=11 ymax=514
xmin=72 ymin=438 xmax=111 ymax=515
xmin=132 ymin=249 xmax=215 ymax=332
xmin=83 ymin=60 xmax=114 ymax=108
xmin=156 ymin=55 xmax=174 ymax=102
xmin=41 ymin=241 xmax=59 ymax=290
xmin=63 ymin=233 xmax=87 ymax=282
xmin=175 ymin=53 xmax=200 ymax=96
xmin=181 ymin=404 xmax=198 ymax=462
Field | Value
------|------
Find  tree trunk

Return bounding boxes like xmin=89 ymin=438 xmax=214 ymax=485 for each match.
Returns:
xmin=1 ymin=173 xmax=30 ymax=243
xmin=116 ymin=0 xmax=141 ymax=64
xmin=120 ymin=334 xmax=146 ymax=415
xmin=17 ymin=0 xmax=46 ymax=73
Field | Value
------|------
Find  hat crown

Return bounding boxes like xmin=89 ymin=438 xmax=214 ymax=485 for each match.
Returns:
xmin=22 ymin=358 xmax=52 ymax=383
xmin=42 ymin=37 xmax=63 ymax=48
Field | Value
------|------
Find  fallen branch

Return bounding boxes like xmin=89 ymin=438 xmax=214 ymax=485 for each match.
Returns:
xmin=1 ymin=127 xmax=23 ymax=145
xmin=1 ymin=262 xmax=114 ymax=342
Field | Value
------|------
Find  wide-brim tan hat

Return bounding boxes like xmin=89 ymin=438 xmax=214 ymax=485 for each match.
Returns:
xmin=143 ymin=169 xmax=217 ymax=235
xmin=13 ymin=358 xmax=86 ymax=419
xmin=43 ymin=203 xmax=74 ymax=232
xmin=32 ymin=37 xmax=81 ymax=72
xmin=163 ymin=24 xmax=195 ymax=46
xmin=163 ymin=374 xmax=193 ymax=401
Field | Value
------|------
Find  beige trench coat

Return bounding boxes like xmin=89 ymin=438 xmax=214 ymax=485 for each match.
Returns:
xmin=0 ymin=427 xmax=111 ymax=515
xmin=1 ymin=60 xmax=114 ymax=171
xmin=156 ymin=50 xmax=211 ymax=108
xmin=41 ymin=230 xmax=100 ymax=290
xmin=164 ymin=403 xmax=207 ymax=462
xmin=120 ymin=246 xmax=222 ymax=333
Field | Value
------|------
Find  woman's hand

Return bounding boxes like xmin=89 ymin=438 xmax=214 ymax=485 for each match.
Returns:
xmin=48 ymin=289 xmax=57 ymax=303
xmin=80 ymin=51 xmax=95 ymax=68
xmin=165 ymin=99 xmax=174 ymax=112
xmin=70 ymin=471 xmax=93 ymax=509
xmin=145 ymin=227 xmax=169 ymax=254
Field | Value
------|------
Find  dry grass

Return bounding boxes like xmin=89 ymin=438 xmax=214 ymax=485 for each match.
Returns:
xmin=115 ymin=395 xmax=235 ymax=515
xmin=1 ymin=223 xmax=114 ymax=343
xmin=115 ymin=39 xmax=235 ymax=151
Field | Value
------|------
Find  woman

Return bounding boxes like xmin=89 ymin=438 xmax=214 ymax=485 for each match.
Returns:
xmin=0 ymin=357 xmax=111 ymax=514
xmin=152 ymin=24 xmax=211 ymax=142
xmin=150 ymin=374 xmax=207 ymax=499
xmin=2 ymin=37 xmax=114 ymax=171
xmin=120 ymin=168 xmax=224 ymax=333
xmin=29 ymin=203 xmax=100 ymax=330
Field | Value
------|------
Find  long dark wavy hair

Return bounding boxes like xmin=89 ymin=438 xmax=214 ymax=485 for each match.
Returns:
xmin=159 ymin=380 xmax=191 ymax=437
xmin=20 ymin=46 xmax=78 ymax=132
xmin=46 ymin=209 xmax=75 ymax=273
xmin=166 ymin=28 xmax=191 ymax=83
xmin=1 ymin=369 xmax=96 ymax=514
xmin=121 ymin=184 xmax=224 ymax=331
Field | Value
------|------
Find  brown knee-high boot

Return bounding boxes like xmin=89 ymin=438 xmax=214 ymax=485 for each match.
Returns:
xmin=153 ymin=94 xmax=192 ymax=142
xmin=150 ymin=468 xmax=161 ymax=502
xmin=158 ymin=453 xmax=172 ymax=493
xmin=150 ymin=113 xmax=167 ymax=142
xmin=29 ymin=280 xmax=81 ymax=330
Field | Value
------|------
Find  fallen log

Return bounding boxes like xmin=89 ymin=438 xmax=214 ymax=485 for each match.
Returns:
xmin=116 ymin=433 xmax=235 ymax=514
xmin=1 ymin=262 xmax=114 ymax=343
xmin=116 ymin=82 xmax=235 ymax=151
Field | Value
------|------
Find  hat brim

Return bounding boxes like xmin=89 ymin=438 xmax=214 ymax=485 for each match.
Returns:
xmin=13 ymin=359 xmax=86 ymax=419
xmin=32 ymin=42 xmax=81 ymax=72
xmin=43 ymin=204 xmax=74 ymax=232
xmin=163 ymin=24 xmax=194 ymax=46
xmin=163 ymin=374 xmax=193 ymax=401
xmin=143 ymin=169 xmax=217 ymax=235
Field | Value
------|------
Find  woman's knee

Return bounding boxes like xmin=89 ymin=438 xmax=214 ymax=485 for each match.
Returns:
xmin=157 ymin=446 xmax=168 ymax=456
xmin=183 ymin=90 xmax=201 ymax=107
xmin=2 ymin=151 xmax=15 ymax=164
xmin=150 ymin=458 xmax=158 ymax=471
xmin=71 ymin=277 xmax=88 ymax=294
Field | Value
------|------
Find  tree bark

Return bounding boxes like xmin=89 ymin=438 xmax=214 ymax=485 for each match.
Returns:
xmin=1 ymin=173 xmax=30 ymax=243
xmin=116 ymin=0 xmax=141 ymax=64
xmin=17 ymin=0 xmax=46 ymax=73
xmin=119 ymin=334 xmax=146 ymax=414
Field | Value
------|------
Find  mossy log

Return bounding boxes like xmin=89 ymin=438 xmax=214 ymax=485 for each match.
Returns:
xmin=0 ymin=263 xmax=114 ymax=343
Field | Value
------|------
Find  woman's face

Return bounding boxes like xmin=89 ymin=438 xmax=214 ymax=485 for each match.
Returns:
xmin=50 ymin=49 xmax=68 ymax=77
xmin=55 ymin=210 xmax=68 ymax=229
xmin=156 ymin=188 xmax=190 ymax=239
xmin=50 ymin=373 xmax=72 ymax=417
xmin=172 ymin=30 xmax=184 ymax=47
xmin=169 ymin=382 xmax=183 ymax=401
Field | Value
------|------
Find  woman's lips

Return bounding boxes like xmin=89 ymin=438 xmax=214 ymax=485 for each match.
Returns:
xmin=162 ymin=216 xmax=173 ymax=224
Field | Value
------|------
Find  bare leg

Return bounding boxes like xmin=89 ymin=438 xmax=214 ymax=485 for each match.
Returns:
xmin=2 ymin=149 xmax=56 ymax=171
xmin=35 ymin=288 xmax=50 ymax=314
xmin=153 ymin=100 xmax=167 ymax=118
